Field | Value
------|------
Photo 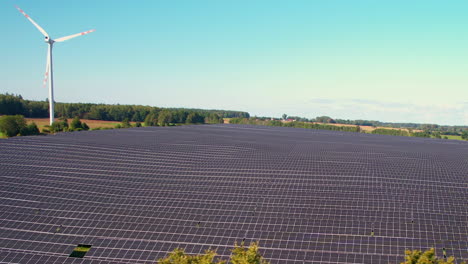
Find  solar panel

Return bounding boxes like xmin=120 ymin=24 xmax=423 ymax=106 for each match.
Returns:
xmin=0 ymin=125 xmax=467 ymax=263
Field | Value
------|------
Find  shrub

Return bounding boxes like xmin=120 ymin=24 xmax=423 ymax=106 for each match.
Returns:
xmin=121 ymin=118 xmax=131 ymax=128
xmin=400 ymin=248 xmax=465 ymax=264
xmin=50 ymin=118 xmax=69 ymax=133
xmin=411 ymin=131 xmax=431 ymax=138
xmin=157 ymin=242 xmax=269 ymax=264
xmin=157 ymin=248 xmax=225 ymax=264
xmin=20 ymin=122 xmax=40 ymax=136
xmin=230 ymin=242 xmax=270 ymax=264
xmin=0 ymin=115 xmax=27 ymax=137
xmin=69 ymin=116 xmax=82 ymax=131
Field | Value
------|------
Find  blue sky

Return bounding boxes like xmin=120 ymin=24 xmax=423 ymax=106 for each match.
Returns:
xmin=2 ymin=0 xmax=467 ymax=125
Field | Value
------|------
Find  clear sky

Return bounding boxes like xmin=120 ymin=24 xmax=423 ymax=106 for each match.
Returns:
xmin=2 ymin=0 xmax=467 ymax=125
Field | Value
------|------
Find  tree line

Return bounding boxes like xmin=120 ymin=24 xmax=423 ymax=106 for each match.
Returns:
xmin=272 ymin=114 xmax=468 ymax=135
xmin=229 ymin=118 xmax=361 ymax=132
xmin=0 ymin=93 xmax=249 ymax=122
xmin=255 ymin=114 xmax=467 ymax=138
xmin=229 ymin=118 xmax=468 ymax=140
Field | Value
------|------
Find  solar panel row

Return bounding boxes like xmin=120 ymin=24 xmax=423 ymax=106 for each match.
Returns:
xmin=0 ymin=125 xmax=467 ymax=263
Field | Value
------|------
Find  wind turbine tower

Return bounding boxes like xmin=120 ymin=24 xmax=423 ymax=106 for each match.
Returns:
xmin=15 ymin=6 xmax=95 ymax=125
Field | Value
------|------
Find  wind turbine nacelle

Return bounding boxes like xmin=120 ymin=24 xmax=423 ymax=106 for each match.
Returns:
xmin=44 ymin=36 xmax=54 ymax=44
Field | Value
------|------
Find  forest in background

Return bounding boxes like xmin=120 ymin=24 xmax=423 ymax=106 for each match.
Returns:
xmin=0 ymin=93 xmax=249 ymax=122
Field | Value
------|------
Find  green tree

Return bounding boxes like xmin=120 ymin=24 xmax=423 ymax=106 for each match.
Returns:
xmin=205 ymin=113 xmax=223 ymax=124
xmin=82 ymin=122 xmax=89 ymax=130
xmin=282 ymin=114 xmax=287 ymax=120
xmin=230 ymin=242 xmax=270 ymax=264
xmin=0 ymin=94 xmax=25 ymax=115
xmin=144 ymin=113 xmax=159 ymax=126
xmin=172 ymin=110 xmax=189 ymax=123
xmin=158 ymin=110 xmax=172 ymax=126
xmin=462 ymin=130 xmax=468 ymax=140
xmin=186 ymin=112 xmax=204 ymax=124
xmin=0 ymin=115 xmax=27 ymax=137
xmin=1 ymin=93 xmax=251 ymax=121
xmin=315 ymin=116 xmax=333 ymax=123
xmin=157 ymin=248 xmax=225 ymax=264
xmin=400 ymin=248 xmax=464 ymax=264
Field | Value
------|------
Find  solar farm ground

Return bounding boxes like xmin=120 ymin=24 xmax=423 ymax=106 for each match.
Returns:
xmin=0 ymin=124 xmax=467 ymax=264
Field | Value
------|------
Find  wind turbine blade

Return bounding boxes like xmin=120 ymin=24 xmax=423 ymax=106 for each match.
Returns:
xmin=14 ymin=6 xmax=49 ymax=38
xmin=43 ymin=48 xmax=50 ymax=88
xmin=54 ymin=29 xmax=96 ymax=42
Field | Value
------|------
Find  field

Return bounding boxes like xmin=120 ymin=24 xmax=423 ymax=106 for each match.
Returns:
xmin=0 ymin=125 xmax=467 ymax=263
xmin=26 ymin=118 xmax=134 ymax=130
xmin=437 ymin=134 xmax=463 ymax=140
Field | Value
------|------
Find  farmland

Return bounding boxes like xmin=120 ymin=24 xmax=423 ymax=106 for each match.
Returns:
xmin=26 ymin=118 xmax=130 ymax=130
xmin=437 ymin=134 xmax=463 ymax=140
xmin=0 ymin=125 xmax=467 ymax=263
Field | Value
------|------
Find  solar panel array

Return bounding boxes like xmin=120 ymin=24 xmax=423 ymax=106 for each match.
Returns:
xmin=0 ymin=124 xmax=467 ymax=264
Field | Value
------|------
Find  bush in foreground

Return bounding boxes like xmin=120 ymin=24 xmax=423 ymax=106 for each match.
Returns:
xmin=401 ymin=248 xmax=465 ymax=264
xmin=230 ymin=242 xmax=270 ymax=264
xmin=158 ymin=248 xmax=225 ymax=264
xmin=158 ymin=245 xmax=466 ymax=264
xmin=157 ymin=242 xmax=269 ymax=264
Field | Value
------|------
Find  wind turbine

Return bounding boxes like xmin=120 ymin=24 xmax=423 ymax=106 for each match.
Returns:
xmin=15 ymin=6 xmax=95 ymax=125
